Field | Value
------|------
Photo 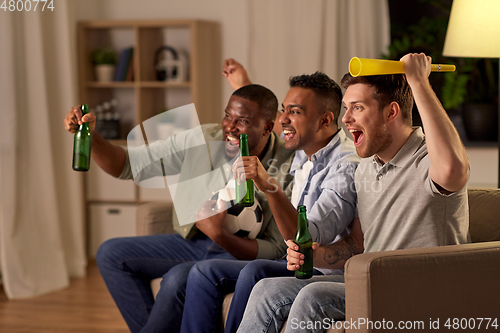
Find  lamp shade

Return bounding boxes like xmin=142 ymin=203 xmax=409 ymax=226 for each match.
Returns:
xmin=443 ymin=0 xmax=500 ymax=58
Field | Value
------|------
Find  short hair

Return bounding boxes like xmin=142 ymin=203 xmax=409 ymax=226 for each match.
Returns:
xmin=232 ymin=84 xmax=278 ymax=122
xmin=340 ymin=73 xmax=414 ymax=126
xmin=289 ymin=72 xmax=342 ymax=125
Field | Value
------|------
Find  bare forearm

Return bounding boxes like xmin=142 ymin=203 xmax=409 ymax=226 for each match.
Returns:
xmin=313 ymin=236 xmax=363 ymax=269
xmin=412 ymin=80 xmax=469 ymax=191
xmin=234 ymin=157 xmax=298 ymax=240
xmin=265 ymin=182 xmax=298 ymax=240
xmin=241 ymin=164 xmax=298 ymax=240
xmin=312 ymin=217 xmax=364 ymax=269
xmin=402 ymin=54 xmax=469 ymax=191
xmin=90 ymin=130 xmax=127 ymax=177
xmin=213 ymin=230 xmax=258 ymax=260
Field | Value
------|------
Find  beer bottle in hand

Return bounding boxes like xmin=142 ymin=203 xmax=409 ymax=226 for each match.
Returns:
xmin=72 ymin=104 xmax=91 ymax=171
xmin=236 ymin=133 xmax=254 ymax=207
xmin=294 ymin=205 xmax=313 ymax=279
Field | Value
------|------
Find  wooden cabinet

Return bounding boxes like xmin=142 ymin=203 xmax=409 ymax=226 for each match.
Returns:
xmin=77 ymin=20 xmax=221 ymax=256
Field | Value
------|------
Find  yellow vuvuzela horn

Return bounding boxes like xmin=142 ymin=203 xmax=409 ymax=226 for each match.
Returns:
xmin=349 ymin=57 xmax=456 ymax=77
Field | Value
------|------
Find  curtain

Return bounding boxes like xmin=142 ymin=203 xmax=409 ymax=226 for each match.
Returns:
xmin=246 ymin=0 xmax=390 ymax=103
xmin=0 ymin=1 xmax=86 ymax=299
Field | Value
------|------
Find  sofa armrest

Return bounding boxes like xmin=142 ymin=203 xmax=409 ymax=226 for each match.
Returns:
xmin=136 ymin=201 xmax=175 ymax=236
xmin=344 ymin=242 xmax=500 ymax=332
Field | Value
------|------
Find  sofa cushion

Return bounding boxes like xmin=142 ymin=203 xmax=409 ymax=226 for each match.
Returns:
xmin=468 ymin=188 xmax=500 ymax=242
xmin=136 ymin=202 xmax=175 ymax=236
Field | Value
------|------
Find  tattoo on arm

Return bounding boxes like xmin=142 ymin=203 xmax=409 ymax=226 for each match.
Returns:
xmin=323 ymin=237 xmax=363 ymax=266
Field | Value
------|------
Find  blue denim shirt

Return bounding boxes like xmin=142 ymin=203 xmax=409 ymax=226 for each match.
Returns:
xmin=291 ymin=129 xmax=359 ymax=245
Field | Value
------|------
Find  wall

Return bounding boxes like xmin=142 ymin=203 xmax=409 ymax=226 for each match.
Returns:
xmin=466 ymin=147 xmax=498 ymax=188
xmin=73 ymin=0 xmax=499 ymax=188
xmin=74 ymin=0 xmax=249 ymax=109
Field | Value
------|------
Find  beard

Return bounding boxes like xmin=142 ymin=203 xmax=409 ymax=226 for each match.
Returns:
xmin=357 ymin=122 xmax=393 ymax=159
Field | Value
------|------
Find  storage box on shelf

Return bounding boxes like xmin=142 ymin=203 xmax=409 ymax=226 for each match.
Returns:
xmin=89 ymin=203 xmax=137 ymax=258
xmin=77 ymin=20 xmax=221 ymax=258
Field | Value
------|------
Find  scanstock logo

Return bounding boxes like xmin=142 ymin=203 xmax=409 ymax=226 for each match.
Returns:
xmin=126 ymin=104 xmax=249 ymax=227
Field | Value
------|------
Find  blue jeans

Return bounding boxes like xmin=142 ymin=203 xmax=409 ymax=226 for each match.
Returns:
xmin=95 ymin=233 xmax=236 ymax=333
xmin=236 ymin=275 xmax=345 ymax=333
xmin=180 ymin=259 xmax=324 ymax=333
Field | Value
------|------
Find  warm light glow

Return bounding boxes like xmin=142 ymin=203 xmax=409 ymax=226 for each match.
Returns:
xmin=443 ymin=0 xmax=500 ymax=58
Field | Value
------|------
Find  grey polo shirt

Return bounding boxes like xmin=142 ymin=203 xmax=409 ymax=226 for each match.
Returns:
xmin=119 ymin=123 xmax=294 ymax=259
xmin=356 ymin=127 xmax=469 ymax=253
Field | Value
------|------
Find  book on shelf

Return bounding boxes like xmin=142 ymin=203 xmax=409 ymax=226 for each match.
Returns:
xmin=126 ymin=53 xmax=134 ymax=81
xmin=114 ymin=47 xmax=134 ymax=81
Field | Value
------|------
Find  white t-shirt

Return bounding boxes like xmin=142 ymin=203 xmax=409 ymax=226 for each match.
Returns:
xmin=291 ymin=159 xmax=314 ymax=208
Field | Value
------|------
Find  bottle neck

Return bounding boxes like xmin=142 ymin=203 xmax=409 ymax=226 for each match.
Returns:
xmin=239 ymin=136 xmax=249 ymax=156
xmin=79 ymin=105 xmax=90 ymax=130
xmin=81 ymin=104 xmax=89 ymax=117
xmin=297 ymin=212 xmax=308 ymax=233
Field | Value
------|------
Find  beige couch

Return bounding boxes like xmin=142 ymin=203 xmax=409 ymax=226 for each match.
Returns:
xmin=136 ymin=188 xmax=500 ymax=332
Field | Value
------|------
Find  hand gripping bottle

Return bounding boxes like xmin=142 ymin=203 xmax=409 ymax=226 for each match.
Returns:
xmin=235 ymin=133 xmax=254 ymax=207
xmin=294 ymin=205 xmax=313 ymax=279
xmin=72 ymin=104 xmax=92 ymax=171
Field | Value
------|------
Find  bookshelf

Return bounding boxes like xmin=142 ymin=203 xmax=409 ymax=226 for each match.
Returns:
xmin=77 ymin=19 xmax=222 ymax=257
xmin=77 ymin=19 xmax=221 ymax=141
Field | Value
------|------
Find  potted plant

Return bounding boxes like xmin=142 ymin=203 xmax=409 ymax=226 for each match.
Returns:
xmin=384 ymin=0 xmax=499 ymax=141
xmin=92 ymin=47 xmax=117 ymax=82
xmin=450 ymin=58 xmax=498 ymax=141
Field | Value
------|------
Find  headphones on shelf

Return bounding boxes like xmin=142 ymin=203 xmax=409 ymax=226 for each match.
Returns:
xmin=155 ymin=46 xmax=180 ymax=81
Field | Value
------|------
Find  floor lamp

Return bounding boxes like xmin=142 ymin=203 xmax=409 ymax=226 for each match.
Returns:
xmin=442 ymin=0 xmax=500 ymax=187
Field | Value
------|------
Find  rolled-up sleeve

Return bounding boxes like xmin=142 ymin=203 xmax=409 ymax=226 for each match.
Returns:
xmin=118 ymin=127 xmax=197 ymax=181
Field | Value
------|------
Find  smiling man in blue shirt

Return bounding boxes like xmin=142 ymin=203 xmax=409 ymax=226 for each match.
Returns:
xmin=237 ymin=53 xmax=469 ymax=333
xmin=179 ymin=67 xmax=360 ymax=333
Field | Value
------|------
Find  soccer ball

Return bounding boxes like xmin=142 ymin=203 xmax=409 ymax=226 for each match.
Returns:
xmin=212 ymin=184 xmax=263 ymax=239
xmin=225 ymin=200 xmax=263 ymax=239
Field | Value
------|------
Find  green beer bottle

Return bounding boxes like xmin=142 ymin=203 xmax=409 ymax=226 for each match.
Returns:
xmin=235 ymin=133 xmax=254 ymax=207
xmin=294 ymin=205 xmax=313 ymax=279
xmin=72 ymin=104 xmax=92 ymax=172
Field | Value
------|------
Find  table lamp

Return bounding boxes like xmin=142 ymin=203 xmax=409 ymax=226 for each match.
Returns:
xmin=443 ymin=0 xmax=500 ymax=187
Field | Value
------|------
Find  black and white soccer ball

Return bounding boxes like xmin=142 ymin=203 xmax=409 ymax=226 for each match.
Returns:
xmin=212 ymin=184 xmax=263 ymax=239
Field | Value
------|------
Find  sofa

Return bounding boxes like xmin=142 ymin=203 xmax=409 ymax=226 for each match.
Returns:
xmin=136 ymin=188 xmax=500 ymax=332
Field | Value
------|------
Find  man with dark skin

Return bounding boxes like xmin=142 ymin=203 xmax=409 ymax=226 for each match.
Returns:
xmin=64 ymin=83 xmax=294 ymax=333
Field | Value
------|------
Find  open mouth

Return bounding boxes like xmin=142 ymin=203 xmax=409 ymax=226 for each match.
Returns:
xmin=349 ymin=129 xmax=364 ymax=146
xmin=226 ymin=134 xmax=240 ymax=147
xmin=282 ymin=129 xmax=296 ymax=141
xmin=225 ymin=134 xmax=240 ymax=156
